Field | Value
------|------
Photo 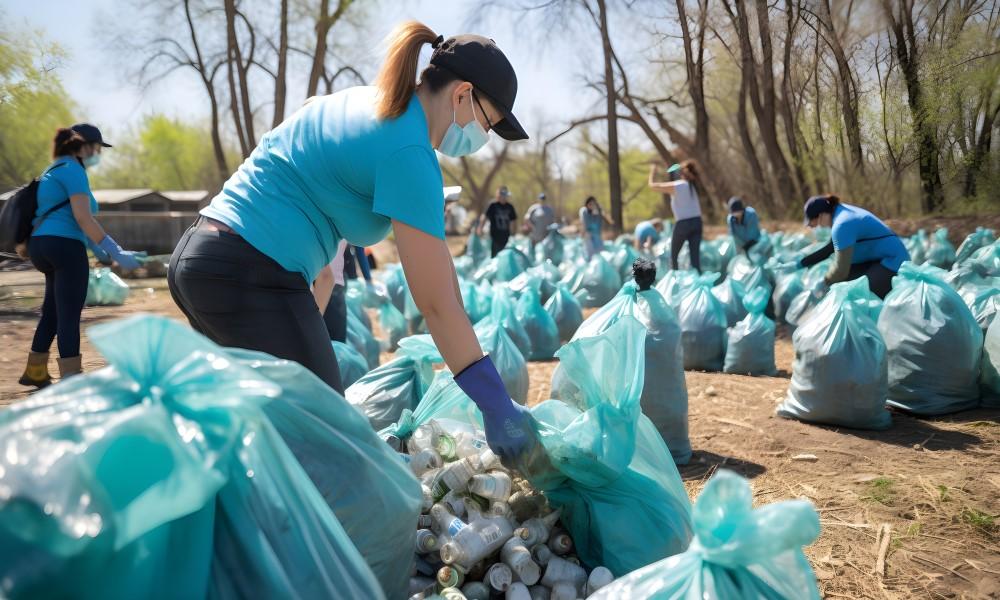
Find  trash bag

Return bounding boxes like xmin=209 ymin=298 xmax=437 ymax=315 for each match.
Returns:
xmin=85 ymin=267 xmax=130 ymax=306
xmin=378 ymin=301 xmax=407 ymax=351
xmin=483 ymin=285 xmax=532 ymax=360
xmin=381 ymin=264 xmax=408 ymax=313
xmin=955 ymin=227 xmax=995 ymax=266
xmin=521 ymin=317 xmax=693 ymax=575
xmin=563 ymin=279 xmax=691 ymax=465
xmin=453 ymin=255 xmax=475 ymax=279
xmin=926 ymin=228 xmax=957 ymax=269
xmin=465 ymin=231 xmax=489 ymax=265
xmin=588 ymin=469 xmax=822 ymax=600
xmin=378 ymin=370 xmax=486 ymax=448
xmin=773 ymin=267 xmax=806 ymax=323
xmin=961 ymin=284 xmax=1000 ymax=332
xmin=677 ymin=273 xmax=727 ymax=371
xmin=534 ymin=229 xmax=566 ymax=267
xmin=0 ymin=315 xmax=420 ymax=600
xmin=967 ymin=241 xmax=1000 ymax=277
xmin=473 ymin=316 xmax=530 ymax=405
xmin=778 ymin=278 xmax=891 ymax=429
xmin=475 ymin=280 xmax=495 ymax=321
xmin=724 ymin=287 xmax=777 ymax=376
xmin=712 ymin=276 xmax=747 ymax=327
xmin=459 ymin=278 xmax=489 ymax=323
xmin=347 ymin=311 xmax=380 ymax=370
xmin=332 ymin=340 xmax=369 ymax=388
xmin=515 ymin=285 xmax=560 ymax=361
xmin=563 ymin=253 xmax=621 ymax=308
xmin=904 ymin=229 xmax=928 ymax=265
xmin=401 ymin=281 xmax=428 ymax=335
xmin=609 ymin=244 xmax=644 ymax=280
xmin=878 ymin=263 xmax=982 ymax=415
xmin=655 ymin=269 xmax=698 ymax=311
xmin=981 ymin=318 xmax=1000 ymax=408
xmin=474 ymin=248 xmax=531 ymax=283
xmin=545 ymin=283 xmax=584 ymax=342
xmin=345 ymin=340 xmax=437 ymax=432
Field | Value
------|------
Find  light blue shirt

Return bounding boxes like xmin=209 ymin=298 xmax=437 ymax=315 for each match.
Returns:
xmin=202 ymin=86 xmax=445 ymax=282
xmin=635 ymin=221 xmax=659 ymax=245
xmin=32 ymin=156 xmax=97 ymax=244
xmin=727 ymin=206 xmax=761 ymax=247
xmin=831 ymin=203 xmax=909 ymax=271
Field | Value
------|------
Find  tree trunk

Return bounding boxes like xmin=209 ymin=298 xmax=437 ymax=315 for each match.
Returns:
xmin=596 ymin=0 xmax=623 ymax=235
xmin=737 ymin=73 xmax=772 ymax=212
xmin=780 ymin=0 xmax=809 ymax=198
xmin=272 ymin=0 xmax=289 ymax=129
xmin=308 ymin=0 xmax=352 ymax=98
xmin=224 ymin=0 xmax=249 ymax=157
xmin=964 ymin=94 xmax=1000 ymax=197
xmin=183 ymin=0 xmax=228 ymax=183
xmin=820 ymin=0 xmax=864 ymax=174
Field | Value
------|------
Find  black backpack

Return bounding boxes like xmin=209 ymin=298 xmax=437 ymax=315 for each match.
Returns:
xmin=0 ymin=162 xmax=69 ymax=253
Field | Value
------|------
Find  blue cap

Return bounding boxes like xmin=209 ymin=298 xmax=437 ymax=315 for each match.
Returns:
xmin=70 ymin=123 xmax=112 ymax=147
xmin=803 ymin=195 xmax=833 ymax=225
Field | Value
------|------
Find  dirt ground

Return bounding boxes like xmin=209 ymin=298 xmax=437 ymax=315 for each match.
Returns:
xmin=2 ymin=246 xmax=998 ymax=599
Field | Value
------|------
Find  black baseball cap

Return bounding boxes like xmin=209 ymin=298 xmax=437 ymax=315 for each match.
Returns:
xmin=728 ymin=197 xmax=744 ymax=213
xmin=803 ymin=195 xmax=833 ymax=225
xmin=71 ymin=123 xmax=112 ymax=147
xmin=431 ymin=34 xmax=528 ymax=141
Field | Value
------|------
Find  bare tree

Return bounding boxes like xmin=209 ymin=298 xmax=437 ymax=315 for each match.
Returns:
xmin=307 ymin=0 xmax=354 ymax=98
xmin=440 ymin=145 xmax=513 ymax=212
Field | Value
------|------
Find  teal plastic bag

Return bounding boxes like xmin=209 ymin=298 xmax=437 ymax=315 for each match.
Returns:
xmin=564 ymin=253 xmax=621 ymax=308
xmin=981 ymin=318 xmax=1000 ymax=407
xmin=378 ymin=301 xmax=407 ymax=351
xmin=523 ymin=317 xmax=693 ymax=575
xmin=967 ymin=241 xmax=1000 ymax=277
xmin=609 ymin=243 xmax=644 ymax=280
xmin=926 ymin=228 xmax=956 ymax=269
xmin=475 ymin=280 xmax=495 ymax=322
xmin=345 ymin=341 xmax=437 ymax=432
xmin=878 ymin=263 xmax=983 ymax=415
xmin=712 ymin=276 xmax=747 ymax=327
xmin=473 ymin=316 xmax=530 ymax=405
xmin=773 ymin=267 xmax=805 ymax=323
xmin=655 ymin=269 xmax=698 ymax=311
xmin=458 ymin=278 xmax=489 ymax=323
xmin=534 ymin=229 xmax=566 ymax=267
xmin=677 ymin=273 xmax=727 ymax=371
xmin=515 ymin=285 xmax=560 ymax=360
xmin=956 ymin=227 xmax=995 ymax=266
xmin=332 ymin=340 xmax=369 ymax=388
xmin=588 ymin=470 xmax=822 ymax=600
xmin=563 ymin=281 xmax=691 ymax=465
xmin=381 ymin=264 xmax=407 ymax=312
xmin=347 ymin=311 xmax=380 ymax=370
xmin=485 ymin=285 xmax=532 ymax=359
xmin=0 ymin=315 xmax=401 ymax=600
xmin=453 ymin=255 xmax=475 ymax=279
xmin=465 ymin=231 xmax=489 ymax=265
xmin=474 ymin=248 xmax=531 ymax=283
xmin=85 ymin=267 xmax=130 ymax=306
xmin=779 ymin=278 xmax=891 ymax=429
xmin=724 ymin=287 xmax=777 ymax=376
xmin=544 ymin=283 xmax=584 ymax=342
xmin=905 ymin=229 xmax=928 ymax=265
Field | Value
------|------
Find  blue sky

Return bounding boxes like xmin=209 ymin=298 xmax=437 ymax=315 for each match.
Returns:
xmin=2 ymin=0 xmax=602 ymax=142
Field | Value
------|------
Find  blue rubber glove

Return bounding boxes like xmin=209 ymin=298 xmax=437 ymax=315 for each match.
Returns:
xmin=87 ymin=239 xmax=113 ymax=265
xmin=97 ymin=235 xmax=142 ymax=271
xmin=454 ymin=355 xmax=536 ymax=465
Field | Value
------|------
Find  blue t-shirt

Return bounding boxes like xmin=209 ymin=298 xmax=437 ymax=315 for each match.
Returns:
xmin=727 ymin=206 xmax=761 ymax=246
xmin=202 ymin=86 xmax=445 ymax=282
xmin=635 ymin=221 xmax=659 ymax=245
xmin=831 ymin=203 xmax=909 ymax=271
xmin=32 ymin=156 xmax=97 ymax=243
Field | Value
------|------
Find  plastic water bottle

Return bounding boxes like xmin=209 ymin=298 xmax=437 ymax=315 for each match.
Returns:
xmin=432 ymin=456 xmax=479 ymax=499
xmin=461 ymin=581 xmax=490 ymax=600
xmin=527 ymin=585 xmax=551 ymax=600
xmin=437 ymin=565 xmax=465 ymax=590
xmin=546 ymin=531 xmax=573 ymax=556
xmin=440 ymin=587 xmax=468 ymax=600
xmin=431 ymin=503 xmax=468 ymax=539
xmin=421 ymin=484 xmax=434 ymax=511
xmin=506 ymin=582 xmax=531 ymax=600
xmin=530 ymin=543 xmax=552 ymax=567
xmin=586 ymin=566 xmax=614 ymax=595
xmin=409 ymin=420 xmax=445 ymax=454
xmin=515 ymin=510 xmax=561 ymax=547
xmin=540 ymin=555 xmax=587 ymax=591
xmin=469 ymin=471 xmax=513 ymax=501
xmin=485 ymin=562 xmax=513 ymax=593
xmin=500 ymin=537 xmax=541 ymax=586
xmin=410 ymin=448 xmax=444 ymax=476
xmin=417 ymin=514 xmax=434 ymax=529
xmin=549 ymin=581 xmax=576 ymax=600
xmin=415 ymin=529 xmax=438 ymax=554
xmin=440 ymin=514 xmax=515 ymax=569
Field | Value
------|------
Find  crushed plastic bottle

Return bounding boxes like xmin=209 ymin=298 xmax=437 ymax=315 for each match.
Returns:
xmin=416 ymin=529 xmax=439 ymax=554
xmin=469 ymin=471 xmax=513 ymax=501
xmin=440 ymin=513 xmax=515 ymax=570
xmin=506 ymin=581 xmax=531 ymax=600
xmin=515 ymin=510 xmax=561 ymax=546
xmin=437 ymin=565 xmax=465 ymax=590
xmin=500 ymin=537 xmax=542 ymax=586
xmin=461 ymin=581 xmax=490 ymax=600
xmin=540 ymin=555 xmax=587 ymax=592
xmin=485 ymin=562 xmax=514 ymax=593
xmin=586 ymin=566 xmax=614 ymax=595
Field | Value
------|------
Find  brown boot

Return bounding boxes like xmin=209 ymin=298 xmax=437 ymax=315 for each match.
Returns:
xmin=57 ymin=355 xmax=83 ymax=380
xmin=18 ymin=351 xmax=52 ymax=388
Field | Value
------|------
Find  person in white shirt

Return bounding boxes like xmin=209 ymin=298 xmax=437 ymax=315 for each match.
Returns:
xmin=648 ymin=160 xmax=705 ymax=273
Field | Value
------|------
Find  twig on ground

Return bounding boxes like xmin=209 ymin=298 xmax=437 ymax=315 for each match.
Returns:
xmin=910 ymin=554 xmax=973 ymax=583
xmin=874 ymin=523 xmax=891 ymax=578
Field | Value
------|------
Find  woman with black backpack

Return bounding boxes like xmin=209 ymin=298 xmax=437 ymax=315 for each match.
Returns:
xmin=18 ymin=125 xmax=142 ymax=388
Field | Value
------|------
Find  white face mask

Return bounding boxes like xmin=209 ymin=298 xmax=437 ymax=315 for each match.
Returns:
xmin=82 ymin=154 xmax=101 ymax=168
xmin=438 ymin=93 xmax=490 ymax=158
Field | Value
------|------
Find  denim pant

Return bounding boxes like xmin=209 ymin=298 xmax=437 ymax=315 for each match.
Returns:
xmin=29 ymin=235 xmax=89 ymax=357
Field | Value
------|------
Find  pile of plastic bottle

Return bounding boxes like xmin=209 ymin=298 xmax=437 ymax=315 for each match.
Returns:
xmin=389 ymin=418 xmax=615 ymax=600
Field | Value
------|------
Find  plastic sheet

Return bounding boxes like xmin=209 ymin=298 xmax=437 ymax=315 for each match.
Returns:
xmin=515 ymin=285 xmax=560 ymax=361
xmin=85 ymin=267 xmax=130 ymax=306
xmin=544 ymin=283 xmax=584 ymax=342
xmin=677 ymin=273 xmax=727 ymax=371
xmin=562 ymin=281 xmax=690 ymax=464
xmin=712 ymin=276 xmax=747 ymax=327
xmin=878 ymin=263 xmax=982 ymax=415
xmin=332 ymin=340 xmax=369 ymax=388
xmin=345 ymin=340 xmax=437 ymax=432
xmin=778 ymin=278 xmax=891 ymax=429
xmin=473 ymin=249 xmax=531 ymax=283
xmin=724 ymin=287 xmax=777 ymax=376
xmin=563 ymin=253 xmax=621 ymax=308
xmin=588 ymin=470 xmax=821 ymax=600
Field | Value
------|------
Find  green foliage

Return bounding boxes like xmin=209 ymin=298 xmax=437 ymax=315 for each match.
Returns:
xmin=863 ymin=477 xmax=896 ymax=505
xmin=960 ymin=507 xmax=996 ymax=534
xmin=0 ymin=18 xmax=74 ymax=190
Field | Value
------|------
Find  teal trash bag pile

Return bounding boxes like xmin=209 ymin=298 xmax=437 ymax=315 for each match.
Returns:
xmin=534 ymin=228 xmax=566 ymax=266
xmin=345 ymin=337 xmax=437 ymax=431
xmin=481 ymin=285 xmax=532 ymax=360
xmin=347 ymin=311 xmax=380 ymax=370
xmin=712 ymin=276 xmax=747 ymax=327
xmin=981 ymin=318 xmax=1000 ymax=407
xmin=378 ymin=300 xmax=407 ymax=351
xmin=878 ymin=263 xmax=983 ymax=415
xmin=474 ymin=248 xmax=531 ymax=283
xmin=381 ymin=264 xmax=408 ymax=312
xmin=563 ymin=253 xmax=621 ymax=308
xmin=655 ymin=269 xmax=698 ymax=311
xmin=772 ymin=265 xmax=805 ymax=323
xmin=677 ymin=272 xmax=728 ymax=371
xmin=465 ymin=230 xmax=489 ymax=265
xmin=85 ymin=267 xmax=130 ymax=306
xmin=0 ymin=315 xmax=422 ymax=600
xmin=545 ymin=282 xmax=584 ymax=342
xmin=332 ymin=340 xmax=369 ymax=388
xmin=955 ymin=227 xmax=995 ymax=266
xmin=452 ymin=255 xmax=475 ymax=279
xmin=608 ymin=243 xmax=644 ymax=280
xmin=520 ymin=317 xmax=693 ymax=575
xmin=778 ymin=278 xmax=891 ymax=430
xmin=926 ymin=228 xmax=957 ymax=269
xmin=563 ymin=278 xmax=691 ymax=465
xmin=473 ymin=315 xmax=530 ymax=405
xmin=588 ymin=469 xmax=822 ymax=600
xmin=515 ymin=285 xmax=560 ymax=361
xmin=784 ymin=260 xmax=832 ymax=330
xmin=724 ymin=286 xmax=777 ymax=376
xmin=905 ymin=229 xmax=929 ymax=265
xmin=966 ymin=241 xmax=1000 ymax=277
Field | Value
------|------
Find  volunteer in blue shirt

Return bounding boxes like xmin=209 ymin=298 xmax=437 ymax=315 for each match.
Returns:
xmin=726 ymin=197 xmax=760 ymax=254
xmin=168 ymin=21 xmax=535 ymax=464
xmin=633 ymin=218 xmax=664 ymax=251
xmin=578 ymin=196 xmax=612 ymax=258
xmin=18 ymin=124 xmax=142 ymax=388
xmin=797 ymin=194 xmax=909 ymax=299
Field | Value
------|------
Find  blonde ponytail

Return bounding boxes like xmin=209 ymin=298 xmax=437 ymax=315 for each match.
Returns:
xmin=374 ymin=21 xmax=439 ymax=120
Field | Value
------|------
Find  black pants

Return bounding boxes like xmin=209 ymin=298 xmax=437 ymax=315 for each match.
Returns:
xmin=671 ymin=217 xmax=703 ymax=273
xmin=490 ymin=232 xmax=510 ymax=257
xmin=168 ymin=220 xmax=344 ymax=393
xmin=323 ymin=284 xmax=347 ymax=343
xmin=847 ymin=261 xmax=897 ymax=299
xmin=28 ymin=235 xmax=89 ymax=357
